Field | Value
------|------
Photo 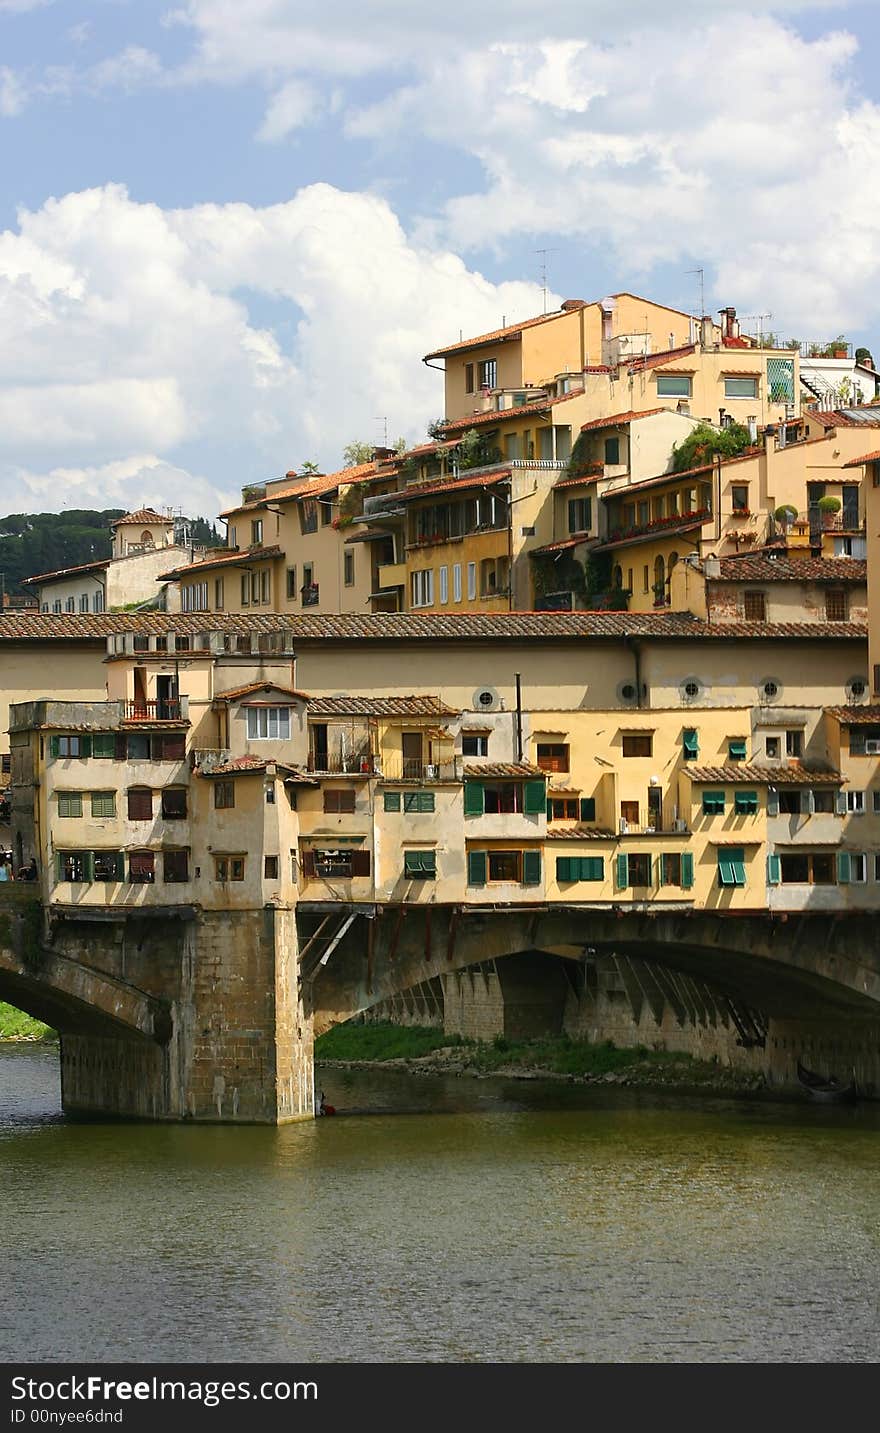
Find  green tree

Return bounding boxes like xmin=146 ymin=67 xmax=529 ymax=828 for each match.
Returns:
xmin=342 ymin=440 xmax=375 ymax=467
xmin=671 ymin=422 xmax=752 ymax=473
xmin=299 ymin=460 xmax=321 ymax=476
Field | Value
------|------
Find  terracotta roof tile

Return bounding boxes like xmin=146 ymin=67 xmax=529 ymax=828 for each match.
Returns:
xmin=805 ymin=409 xmax=880 ymax=429
xmin=825 ymin=706 xmax=880 ymax=725
xmin=843 ymin=449 xmax=880 ymax=467
xmin=553 ymin=467 xmax=603 ymax=489
xmin=714 ymin=556 xmax=866 ymax=583
xmin=391 ymin=469 xmax=511 ymax=504
xmin=579 ymin=408 xmax=664 ymax=432
xmin=423 ymin=308 xmax=583 ymax=360
xmin=158 ymin=545 xmax=283 ymax=580
xmin=21 ymin=557 xmax=111 ymax=585
xmin=462 ymin=762 xmax=545 ymax=778
xmin=440 ymin=387 xmax=585 ymax=434
xmin=0 ymin=612 xmax=296 ymax=640
xmin=543 ymin=825 xmax=616 ymax=840
xmin=213 ymin=681 xmax=310 ymax=703
xmin=625 ymin=343 xmax=698 ymax=372
xmin=684 ymin=762 xmax=843 ymax=785
xmin=309 ymin=695 xmax=459 ymax=717
xmin=530 ymin=535 xmax=592 ymax=555
xmin=110 ymin=508 xmax=170 ymax=527
xmin=220 ymin=462 xmax=398 ymax=518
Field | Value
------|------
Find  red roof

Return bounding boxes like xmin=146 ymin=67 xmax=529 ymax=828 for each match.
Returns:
xmin=714 ymin=556 xmax=866 ymax=583
xmin=440 ymin=387 xmax=585 ymax=434
xmin=220 ymin=461 xmax=398 ymax=518
xmin=529 ymin=535 xmax=592 ymax=555
xmin=625 ymin=343 xmax=698 ymax=373
xmin=158 ymin=545 xmax=283 ymax=580
xmin=579 ymin=408 xmax=664 ymax=432
xmin=843 ymin=449 xmax=880 ymax=467
xmin=110 ymin=508 xmax=170 ymax=528
xmin=21 ymin=557 xmax=111 ymax=586
xmin=391 ymin=469 xmax=511 ymax=504
xmin=424 ymin=307 xmax=585 ymax=361
xmin=806 ymin=409 xmax=880 ymax=430
xmin=213 ymin=681 xmax=310 ymax=703
xmin=554 ymin=467 xmax=603 ymax=489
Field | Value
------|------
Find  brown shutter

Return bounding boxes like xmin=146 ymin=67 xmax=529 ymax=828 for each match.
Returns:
xmin=350 ymin=850 xmax=371 ymax=877
xmin=300 ymin=850 xmax=315 ymax=878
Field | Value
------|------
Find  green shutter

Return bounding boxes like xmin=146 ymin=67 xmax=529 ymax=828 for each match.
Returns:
xmin=719 ymin=848 xmax=746 ymax=887
xmin=404 ymin=791 xmax=435 ymax=813
xmin=546 ymin=798 xmax=554 ymax=820
xmin=50 ymin=735 xmax=60 ymax=759
xmin=616 ymin=853 xmax=628 ymax=889
xmin=84 ymin=852 xmax=94 ymax=882
xmin=702 ymin=791 xmax=725 ymax=814
xmin=522 ymin=850 xmax=542 ymax=885
xmin=463 ymin=782 xmax=485 ymax=816
xmin=404 ymin=850 xmax=436 ymax=879
xmin=734 ymin=792 xmax=758 ymax=814
xmin=523 ymin=780 xmax=546 ymax=815
xmin=731 ymin=848 xmax=746 ymax=885
xmin=383 ymin=791 xmax=401 ymax=812
xmin=767 ymin=853 xmax=780 ymax=885
xmin=683 ymin=729 xmax=699 ymax=759
xmin=468 ymin=850 xmax=487 ymax=886
xmin=837 ymin=851 xmax=850 ymax=884
xmin=556 ymin=856 xmax=573 ymax=882
xmin=58 ymin=792 xmax=82 ymax=818
xmin=55 ymin=852 xmax=63 ymax=881
xmin=681 ymin=852 xmax=694 ymax=889
xmin=92 ymin=733 xmax=115 ymax=758
xmin=79 ymin=735 xmax=91 ymax=758
xmin=580 ymin=856 xmax=604 ymax=881
xmin=728 ymin=739 xmax=747 ymax=760
xmin=579 ymin=797 xmax=596 ymax=822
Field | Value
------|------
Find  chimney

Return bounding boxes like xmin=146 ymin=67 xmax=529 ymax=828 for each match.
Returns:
xmin=704 ymin=555 xmax=721 ymax=579
xmin=719 ymin=306 xmax=739 ymax=341
xmin=700 ymin=315 xmax=714 ymax=349
xmin=560 ymin=299 xmax=586 ymax=311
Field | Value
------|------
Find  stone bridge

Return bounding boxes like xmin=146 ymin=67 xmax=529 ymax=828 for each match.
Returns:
xmin=2 ymin=890 xmax=879 ymax=1121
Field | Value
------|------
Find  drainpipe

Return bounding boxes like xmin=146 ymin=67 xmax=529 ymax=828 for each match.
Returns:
xmin=714 ymin=452 xmax=722 ymax=544
xmin=625 ymin=634 xmax=643 ymax=708
xmin=515 ymin=673 xmax=523 ymax=761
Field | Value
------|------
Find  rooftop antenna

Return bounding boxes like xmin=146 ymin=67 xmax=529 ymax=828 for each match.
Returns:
xmin=742 ymin=312 xmax=773 ymax=344
xmin=686 ymin=267 xmax=705 ymax=316
xmin=373 ymin=415 xmax=389 ymax=447
xmin=535 ymin=248 xmax=558 ymax=315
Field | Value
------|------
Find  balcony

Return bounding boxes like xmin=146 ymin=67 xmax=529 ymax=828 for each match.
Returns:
xmin=375 ymin=561 xmax=407 ymax=589
xmin=604 ymin=507 xmax=711 ymax=545
xmin=123 ymin=698 xmax=188 ymax=722
xmin=378 ymin=757 xmax=460 ymax=783
xmin=307 ymin=749 xmax=376 ymax=775
xmin=301 ymin=584 xmax=320 ymax=608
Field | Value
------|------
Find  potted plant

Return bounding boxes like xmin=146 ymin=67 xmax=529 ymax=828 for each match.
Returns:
xmin=817 ymin=495 xmax=842 ymax=528
xmin=825 ymin=336 xmax=848 ymax=359
xmin=775 ymin=503 xmax=798 ymax=529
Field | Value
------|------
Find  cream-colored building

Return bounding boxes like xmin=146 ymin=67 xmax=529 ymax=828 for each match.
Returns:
xmin=24 ymin=507 xmax=188 ymax=614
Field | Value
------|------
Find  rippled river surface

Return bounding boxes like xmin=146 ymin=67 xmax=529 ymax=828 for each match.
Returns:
xmin=2 ymin=1044 xmax=879 ymax=1363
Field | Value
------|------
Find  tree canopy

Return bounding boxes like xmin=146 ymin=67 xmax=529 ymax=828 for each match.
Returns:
xmin=671 ymin=422 xmax=752 ymax=473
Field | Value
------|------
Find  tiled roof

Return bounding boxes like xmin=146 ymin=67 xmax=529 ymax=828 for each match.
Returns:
xmin=825 ymin=706 xmax=880 ymax=725
xmin=158 ymin=545 xmax=283 ymax=579
xmin=423 ymin=308 xmax=583 ymax=360
xmin=220 ymin=461 xmax=397 ymax=517
xmin=21 ymin=557 xmax=111 ymax=586
xmin=0 ymin=612 xmax=297 ymax=640
xmin=110 ymin=508 xmax=170 ymax=527
xmin=462 ymin=762 xmax=546 ymax=778
xmin=392 ymin=469 xmax=511 ymax=504
xmin=591 ymin=520 xmax=703 ymax=552
xmin=213 ymin=681 xmax=310 ymax=703
xmin=440 ymin=387 xmax=585 ymax=434
xmin=579 ymin=408 xmax=664 ymax=432
xmin=843 ymin=449 xmax=880 ymax=467
xmin=714 ymin=556 xmax=866 ymax=583
xmin=553 ymin=467 xmax=603 ymax=489
xmin=198 ymin=756 xmax=314 ymax=781
xmin=544 ymin=826 xmax=616 ymax=840
xmin=529 ymin=535 xmax=592 ymax=555
xmin=308 ymin=695 xmax=459 ymax=717
xmin=625 ymin=343 xmax=698 ymax=373
xmin=600 ymin=463 xmax=714 ymax=501
xmin=684 ymin=762 xmax=843 ymax=785
xmin=806 ymin=409 xmax=880 ymax=429
xmin=280 ymin=613 xmax=867 ymax=643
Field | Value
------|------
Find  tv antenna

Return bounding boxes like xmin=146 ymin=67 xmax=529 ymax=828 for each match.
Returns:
xmin=535 ymin=248 xmax=558 ymax=315
xmin=742 ymin=312 xmax=773 ymax=344
xmin=686 ymin=267 xmax=705 ymax=316
xmin=373 ymin=415 xmax=389 ymax=448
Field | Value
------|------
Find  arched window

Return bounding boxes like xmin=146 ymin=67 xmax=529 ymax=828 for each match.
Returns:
xmin=140 ymin=530 xmax=155 ymax=548
xmin=653 ymin=554 xmax=666 ymax=606
xmin=613 ymin=564 xmax=623 ymax=589
xmin=668 ymin=550 xmax=679 ymax=572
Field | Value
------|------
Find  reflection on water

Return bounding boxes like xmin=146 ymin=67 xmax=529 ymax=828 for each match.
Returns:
xmin=1 ymin=1044 xmax=879 ymax=1364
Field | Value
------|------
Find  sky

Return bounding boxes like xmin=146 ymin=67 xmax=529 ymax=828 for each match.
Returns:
xmin=0 ymin=1 xmax=877 ymax=520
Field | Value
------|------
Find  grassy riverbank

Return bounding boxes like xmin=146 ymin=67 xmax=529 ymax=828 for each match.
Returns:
xmin=315 ymin=1021 xmax=764 ymax=1093
xmin=0 ymin=1002 xmax=54 ymax=1041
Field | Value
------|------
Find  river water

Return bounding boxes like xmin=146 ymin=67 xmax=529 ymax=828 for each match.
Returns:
xmin=1 ymin=1044 xmax=879 ymax=1364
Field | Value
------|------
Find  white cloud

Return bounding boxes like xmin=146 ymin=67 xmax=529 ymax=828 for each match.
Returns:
xmin=0 ymin=66 xmax=26 ymax=115
xmin=6 ymin=455 xmax=230 ymax=520
xmin=0 ymin=183 xmax=550 ymax=514
xmin=256 ymin=79 xmax=321 ymax=142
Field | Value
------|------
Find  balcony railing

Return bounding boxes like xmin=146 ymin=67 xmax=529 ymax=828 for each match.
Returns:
xmin=378 ymin=757 xmax=460 ymax=782
xmin=307 ymin=749 xmax=376 ymax=774
xmin=124 ymin=699 xmax=185 ymax=721
xmin=301 ymin=584 xmax=320 ymax=607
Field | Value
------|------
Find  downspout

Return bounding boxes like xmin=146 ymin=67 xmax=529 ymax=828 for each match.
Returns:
xmin=515 ymin=673 xmax=523 ymax=762
xmin=625 ymin=634 xmax=643 ymax=709
xmin=714 ymin=452 xmax=722 ymax=544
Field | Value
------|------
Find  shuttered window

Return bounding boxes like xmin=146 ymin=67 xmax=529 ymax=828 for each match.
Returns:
xmin=127 ymin=788 xmax=152 ymax=820
xmin=161 ymin=788 xmax=187 ymax=819
xmin=58 ymin=792 xmax=83 ymax=818
xmin=463 ymin=782 xmax=485 ymax=816
xmin=728 ymin=739 xmax=747 ymax=761
xmin=129 ymin=851 xmax=155 ymax=883
xmin=90 ymin=792 xmax=115 ymax=819
xmin=579 ymin=797 xmax=596 ymax=822
xmin=522 ymin=850 xmax=542 ymax=885
xmin=523 ymin=780 xmax=546 ymax=815
xmin=93 ymin=851 xmax=123 ymax=882
xmin=56 ymin=851 xmax=91 ymax=882
xmin=702 ymin=791 xmax=725 ymax=815
xmin=323 ymin=789 xmax=356 ymax=814
xmin=717 ymin=847 xmax=746 ymax=886
xmin=163 ymin=849 xmax=189 ymax=883
xmin=683 ymin=729 xmax=699 ymax=760
xmin=404 ymin=850 xmax=436 ymax=879
xmin=556 ymin=856 xmax=604 ymax=882
xmin=467 ymin=850 xmax=487 ymax=886
xmin=734 ymin=791 xmax=758 ymax=814
xmin=91 ymin=733 xmax=116 ymax=759
xmin=403 ymin=792 xmax=435 ymax=813
xmin=383 ymin=791 xmax=401 ymax=812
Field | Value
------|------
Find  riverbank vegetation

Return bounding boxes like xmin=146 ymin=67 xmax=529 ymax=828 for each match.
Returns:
xmin=0 ymin=1002 xmax=54 ymax=1040
xmin=315 ymin=1021 xmax=763 ymax=1092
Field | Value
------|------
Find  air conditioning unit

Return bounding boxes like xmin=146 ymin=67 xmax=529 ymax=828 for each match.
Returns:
xmin=424 ymin=764 xmax=437 ymax=779
xmin=619 ymin=818 xmax=628 ymax=834
xmin=865 ymin=740 xmax=880 ymax=755
xmin=672 ymin=818 xmax=688 ymax=833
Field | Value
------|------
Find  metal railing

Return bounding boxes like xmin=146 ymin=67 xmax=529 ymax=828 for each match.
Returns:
xmin=307 ymin=749 xmax=375 ymax=775
xmin=124 ymin=699 xmax=184 ymax=721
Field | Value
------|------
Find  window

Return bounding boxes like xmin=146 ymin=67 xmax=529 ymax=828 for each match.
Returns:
xmin=181 ymin=582 xmax=208 ymax=612
xmin=488 ymin=850 xmax=521 ymax=882
xmin=251 ymin=519 xmax=263 ymax=546
xmin=265 ymin=785 xmax=275 ymax=804
xmin=439 ymin=566 xmax=448 ymax=604
xmin=411 ymin=569 xmax=434 ymax=608
xmin=53 ymin=735 xmax=82 ymax=758
xmin=483 ymin=782 xmax=524 ymax=814
xmin=65 ymin=597 xmax=75 ymax=613
xmin=128 ymin=787 xmax=153 ymax=820
xmin=702 ymin=791 xmax=725 ymax=815
xmin=251 ymin=572 xmax=260 ymax=605
xmin=228 ymin=525 xmax=237 ymax=548
xmin=744 ymin=591 xmax=766 ymax=622
xmin=323 ymin=789 xmax=356 ymax=814
xmin=126 ymin=733 xmax=150 ymax=761
xmin=404 ymin=791 xmax=435 ymax=813
xmin=642 ymin=565 xmax=649 ymax=594
xmin=53 ymin=600 xmax=62 ymax=613
xmin=846 ymin=790 xmax=865 ymax=814
xmin=849 ymin=726 xmax=880 ymax=755
xmin=478 ymin=359 xmax=497 ymax=389
xmin=129 ymin=851 xmax=155 ymax=884
xmin=604 ymin=437 xmax=620 ymax=466
xmin=724 ymin=376 xmax=758 ymax=399
xmin=58 ymin=792 xmax=83 ymax=818
xmin=734 ymin=791 xmax=758 ymax=814
xmin=765 ymin=736 xmax=780 ymax=759
xmin=825 ymin=589 xmax=847 ymax=622
xmin=556 ymin=855 xmax=604 ymax=882
xmin=467 ymin=562 xmax=477 ymax=601
xmin=731 ymin=485 xmax=750 ymax=513
xmin=90 ymin=792 xmax=115 ymax=819
xmin=813 ymin=789 xmax=835 ymax=813
xmin=548 ymin=797 xmax=578 ymax=821
xmin=619 ymin=852 xmax=651 ymax=887
xmin=656 ymin=375 xmax=691 ymax=397
xmin=301 ymin=563 xmax=318 ymax=605
xmin=246 ymin=707 xmax=291 ymax=740
xmin=462 ymin=733 xmax=489 ymax=757
xmin=453 ymin=564 xmax=462 ymax=602
xmin=383 ymin=791 xmax=401 ymax=812
xmin=661 ymin=852 xmax=694 ymax=888
xmin=286 ymin=567 xmax=297 ymax=599
xmin=215 ymin=578 xmax=224 ymax=610
xmin=536 ymin=743 xmax=569 ymax=773
xmin=465 ymin=363 xmax=474 ymax=394
xmin=568 ymin=498 xmax=591 ymax=534
xmin=777 ymin=789 xmax=800 ymax=815
xmin=304 ymin=848 xmax=370 ymax=879
xmin=786 ymin=730 xmax=803 ymax=758
xmin=93 ymin=851 xmax=123 ymax=882
xmin=683 ymin=729 xmax=699 ymax=760
xmin=779 ymin=852 xmax=835 ymax=884
xmin=214 ymin=855 xmax=245 ymax=881
xmin=873 ymin=791 xmax=880 ymax=814
xmin=175 ymin=636 xmax=190 ymax=652
xmin=728 ymin=739 xmax=747 ymax=761
xmin=156 ymin=733 xmax=186 ymax=761
xmin=213 ymin=780 xmax=234 ymax=810
xmin=300 ymin=500 xmax=318 ymax=535
xmin=261 ymin=570 xmax=270 ymax=604
xmin=163 ymin=849 xmax=189 ymax=883
xmin=622 ymin=733 xmax=652 ymax=758
xmin=79 ymin=594 xmax=89 ymax=613
xmin=344 ymin=551 xmax=355 ymax=587
xmin=717 ymin=847 xmax=746 ymax=886
xmin=620 ymin=800 xmax=639 ymax=826
xmin=241 ymin=573 xmax=249 ymax=607
xmin=321 ymin=501 xmax=332 ymax=527
xmin=839 ymin=852 xmax=867 ymax=884
xmin=404 ymin=850 xmax=436 ymax=880
xmin=161 ymin=788 xmax=187 ymax=820
xmin=57 ymin=851 xmax=89 ymax=883
xmin=264 ymin=855 xmax=279 ymax=879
